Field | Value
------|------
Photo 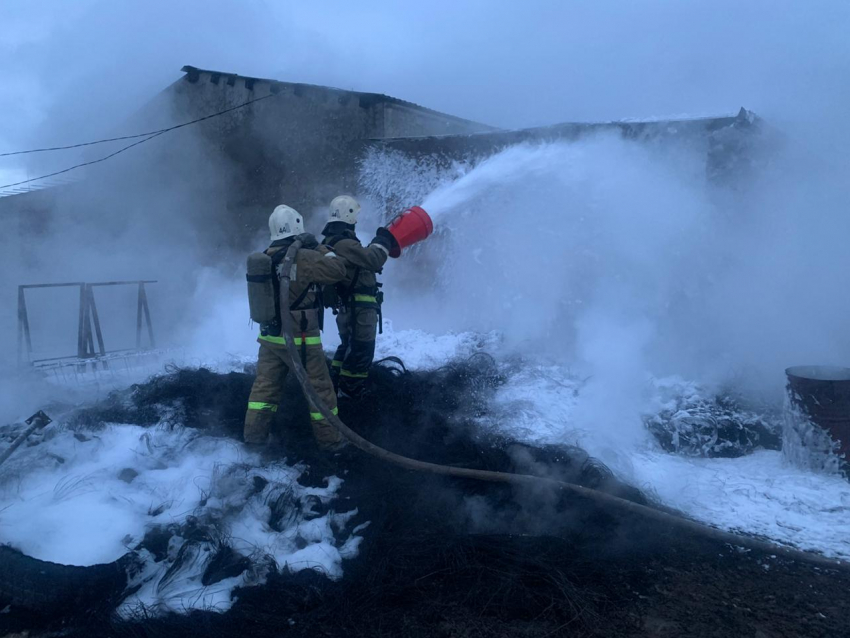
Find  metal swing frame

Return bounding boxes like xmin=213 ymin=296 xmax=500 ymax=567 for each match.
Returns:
xmin=17 ymin=280 xmax=157 ymax=371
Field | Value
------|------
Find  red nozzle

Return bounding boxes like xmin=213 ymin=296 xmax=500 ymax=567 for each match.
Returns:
xmin=386 ymin=206 xmax=434 ymax=258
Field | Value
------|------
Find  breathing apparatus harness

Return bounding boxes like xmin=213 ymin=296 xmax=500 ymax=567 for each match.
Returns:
xmin=252 ymin=239 xmax=324 ymax=365
xmin=323 ymin=230 xmax=384 ymax=334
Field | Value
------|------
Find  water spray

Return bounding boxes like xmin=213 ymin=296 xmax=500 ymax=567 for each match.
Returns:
xmin=276 ymin=238 xmax=848 ymax=572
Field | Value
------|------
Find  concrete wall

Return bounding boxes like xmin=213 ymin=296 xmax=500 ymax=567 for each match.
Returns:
xmin=0 ymin=66 xmax=498 ymax=256
xmin=160 ymin=72 xmax=368 ymax=242
xmin=149 ymin=67 xmax=496 ymax=244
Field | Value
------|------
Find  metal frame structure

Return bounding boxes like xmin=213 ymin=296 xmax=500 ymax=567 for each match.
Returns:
xmin=17 ymin=280 xmax=156 ymax=370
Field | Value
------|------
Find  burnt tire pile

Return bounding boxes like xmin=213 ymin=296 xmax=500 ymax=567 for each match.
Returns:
xmin=644 ymin=391 xmax=782 ymax=458
xmin=2 ymin=359 xmax=849 ymax=638
xmin=0 ymin=357 xmax=642 ymax=623
xmin=0 ymin=545 xmax=130 ymax=616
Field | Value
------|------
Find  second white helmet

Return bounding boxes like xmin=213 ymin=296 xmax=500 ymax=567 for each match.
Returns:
xmin=329 ymin=195 xmax=361 ymax=225
xmin=269 ymin=204 xmax=304 ymax=241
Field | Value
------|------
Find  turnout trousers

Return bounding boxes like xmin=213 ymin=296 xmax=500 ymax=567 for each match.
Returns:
xmin=330 ymin=304 xmax=378 ymax=399
xmin=244 ymin=339 xmax=341 ymax=448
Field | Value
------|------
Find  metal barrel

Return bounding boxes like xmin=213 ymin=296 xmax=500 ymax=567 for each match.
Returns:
xmin=786 ymin=365 xmax=850 ymax=457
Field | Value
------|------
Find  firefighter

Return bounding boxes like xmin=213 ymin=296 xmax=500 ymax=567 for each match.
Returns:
xmin=322 ymin=195 xmax=398 ymax=400
xmin=244 ymin=204 xmax=348 ymax=449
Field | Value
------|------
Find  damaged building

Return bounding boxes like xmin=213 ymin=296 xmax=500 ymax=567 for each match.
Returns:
xmin=2 ymin=64 xmax=760 ymax=251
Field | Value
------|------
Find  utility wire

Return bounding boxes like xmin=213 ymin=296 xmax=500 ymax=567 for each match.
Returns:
xmin=1 ymin=130 xmax=165 ymax=158
xmin=0 ymin=90 xmax=279 ymax=190
xmin=0 ymin=131 xmax=166 ymax=190
xmin=0 ymin=91 xmax=278 ymax=158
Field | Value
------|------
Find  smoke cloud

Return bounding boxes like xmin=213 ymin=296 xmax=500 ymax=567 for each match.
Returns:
xmin=1 ymin=0 xmax=849 ymax=435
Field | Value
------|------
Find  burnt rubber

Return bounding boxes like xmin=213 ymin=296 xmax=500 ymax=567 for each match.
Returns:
xmin=0 ymin=545 xmax=130 ymax=612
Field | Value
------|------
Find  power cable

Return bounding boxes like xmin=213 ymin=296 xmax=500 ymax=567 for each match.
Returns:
xmin=2 ymin=130 xmax=164 ymax=158
xmin=0 ymin=90 xmax=279 ymax=191
xmin=0 ymin=91 xmax=279 ymax=158
xmin=0 ymin=132 xmax=166 ymax=191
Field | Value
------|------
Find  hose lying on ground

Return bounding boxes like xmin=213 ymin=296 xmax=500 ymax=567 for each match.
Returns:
xmin=0 ymin=410 xmax=51 ymax=469
xmin=278 ymin=241 xmax=847 ymax=572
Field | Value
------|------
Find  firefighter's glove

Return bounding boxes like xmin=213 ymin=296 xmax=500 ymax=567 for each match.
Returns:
xmin=295 ymin=232 xmax=319 ymax=249
xmin=371 ymin=227 xmax=399 ymax=253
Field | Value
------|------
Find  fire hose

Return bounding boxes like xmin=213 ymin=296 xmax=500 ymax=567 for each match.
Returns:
xmin=278 ymin=241 xmax=847 ymax=571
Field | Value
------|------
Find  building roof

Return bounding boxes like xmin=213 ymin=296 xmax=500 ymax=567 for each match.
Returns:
xmin=371 ymin=107 xmax=758 ymax=149
xmin=179 ymin=65 xmax=499 ymax=132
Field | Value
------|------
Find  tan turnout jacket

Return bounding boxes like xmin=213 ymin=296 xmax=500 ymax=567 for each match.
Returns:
xmin=260 ymin=242 xmax=346 ymax=344
xmin=329 ymin=233 xmax=389 ymax=293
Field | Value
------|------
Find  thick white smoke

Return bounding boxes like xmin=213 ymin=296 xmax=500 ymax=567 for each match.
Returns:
xmin=363 ymin=119 xmax=850 ymax=444
xmin=3 ymin=0 xmax=849 ymax=443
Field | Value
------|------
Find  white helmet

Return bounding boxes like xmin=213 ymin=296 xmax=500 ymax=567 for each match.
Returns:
xmin=329 ymin=195 xmax=361 ymax=225
xmin=268 ymin=204 xmax=304 ymax=241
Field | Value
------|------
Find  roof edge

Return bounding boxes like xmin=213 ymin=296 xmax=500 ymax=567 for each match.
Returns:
xmin=369 ymin=107 xmax=758 ymax=144
xmin=179 ymin=65 xmax=499 ymax=131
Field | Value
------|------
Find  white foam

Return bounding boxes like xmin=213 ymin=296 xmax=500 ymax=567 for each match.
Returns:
xmin=0 ymin=422 xmax=363 ymax=614
xmin=485 ymin=361 xmax=850 ymax=559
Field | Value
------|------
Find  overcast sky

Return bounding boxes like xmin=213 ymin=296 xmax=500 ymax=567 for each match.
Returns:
xmin=1 ymin=0 xmax=849 ymax=160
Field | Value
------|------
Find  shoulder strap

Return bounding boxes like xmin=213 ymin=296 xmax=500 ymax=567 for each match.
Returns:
xmin=267 ymin=245 xmax=310 ymax=310
xmin=289 ymin=284 xmax=314 ymax=311
xmin=270 ymin=248 xmax=289 ymax=269
xmin=344 ymin=267 xmax=361 ymax=300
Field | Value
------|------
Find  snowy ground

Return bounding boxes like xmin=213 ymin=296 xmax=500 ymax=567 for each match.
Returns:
xmin=1 ymin=324 xmax=849 ymax=617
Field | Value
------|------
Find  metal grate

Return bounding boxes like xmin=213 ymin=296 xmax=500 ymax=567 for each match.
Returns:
xmin=17 ymin=280 xmax=157 ymax=373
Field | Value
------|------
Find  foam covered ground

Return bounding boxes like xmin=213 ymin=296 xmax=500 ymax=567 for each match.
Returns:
xmin=483 ymin=358 xmax=850 ymax=560
xmin=2 ymin=324 xmax=849 ymax=619
xmin=191 ymin=322 xmax=850 ymax=561
xmin=0 ymin=423 xmax=362 ymax=614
